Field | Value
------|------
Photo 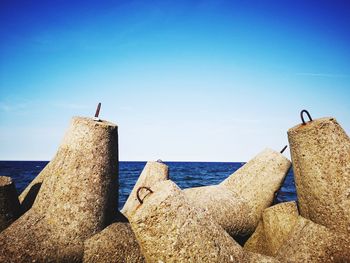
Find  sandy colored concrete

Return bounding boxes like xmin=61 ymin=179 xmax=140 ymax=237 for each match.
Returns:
xmin=245 ymin=202 xmax=350 ymax=262
xmin=243 ymin=220 xmax=269 ymax=255
xmin=0 ymin=117 xmax=119 ymax=262
xmin=262 ymin=202 xmax=299 ymax=255
xmin=288 ymin=117 xmax=350 ymax=235
xmin=83 ymin=222 xmax=145 ymax=263
xmin=0 ymin=176 xmax=21 ymax=232
xmin=129 ymin=180 xmax=247 ymax=263
xmin=221 ymin=148 xmax=291 ymax=227
xmin=244 ymin=252 xmax=280 ymax=263
xmin=184 ymin=148 xmax=291 ymax=237
xmin=121 ymin=161 xmax=168 ymax=219
xmin=276 ymin=217 xmax=350 ymax=263
xmin=183 ymin=185 xmax=254 ymax=237
xmin=244 ymin=202 xmax=298 ymax=256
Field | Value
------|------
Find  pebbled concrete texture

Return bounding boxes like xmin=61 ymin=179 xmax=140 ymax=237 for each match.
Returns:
xmin=128 ymin=179 xmax=279 ymax=263
xmin=183 ymin=185 xmax=254 ymax=237
xmin=0 ymin=176 xmax=21 ymax=232
xmin=244 ymin=202 xmax=350 ymax=262
xmin=244 ymin=202 xmax=298 ymax=256
xmin=184 ymin=148 xmax=291 ymax=237
xmin=0 ymin=117 xmax=119 ymax=262
xmin=262 ymin=201 xmax=299 ymax=255
xmin=121 ymin=161 xmax=169 ymax=219
xmin=221 ymin=148 xmax=291 ymax=227
xmin=288 ymin=117 xmax=350 ymax=235
xmin=83 ymin=222 xmax=145 ymax=263
xmin=276 ymin=217 xmax=350 ymax=263
xmin=129 ymin=180 xmax=245 ymax=262
xmin=243 ymin=218 xmax=269 ymax=256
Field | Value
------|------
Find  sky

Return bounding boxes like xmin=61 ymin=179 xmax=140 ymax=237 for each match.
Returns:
xmin=0 ymin=0 xmax=349 ymax=161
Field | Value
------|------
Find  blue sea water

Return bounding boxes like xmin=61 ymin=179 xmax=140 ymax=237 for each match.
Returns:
xmin=0 ymin=161 xmax=296 ymax=209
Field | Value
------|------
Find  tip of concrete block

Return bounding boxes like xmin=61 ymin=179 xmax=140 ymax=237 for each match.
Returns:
xmin=72 ymin=116 xmax=118 ymax=128
xmin=0 ymin=176 xmax=13 ymax=187
xmin=287 ymin=117 xmax=336 ymax=134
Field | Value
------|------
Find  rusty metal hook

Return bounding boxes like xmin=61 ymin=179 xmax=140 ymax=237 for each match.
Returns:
xmin=136 ymin=186 xmax=154 ymax=204
xmin=280 ymin=145 xmax=288 ymax=154
xmin=300 ymin=109 xmax=313 ymax=125
xmin=95 ymin=103 xmax=101 ymax=118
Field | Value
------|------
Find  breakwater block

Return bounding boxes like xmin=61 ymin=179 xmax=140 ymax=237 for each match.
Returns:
xmin=0 ymin=176 xmax=21 ymax=232
xmin=0 ymin=117 xmax=119 ymax=262
xmin=244 ymin=202 xmax=299 ymax=256
xmin=184 ymin=185 xmax=254 ymax=237
xmin=276 ymin=217 xmax=350 ymax=262
xmin=184 ymin=148 xmax=291 ymax=237
xmin=244 ymin=202 xmax=350 ymax=262
xmin=128 ymin=180 xmax=279 ymax=262
xmin=288 ymin=116 xmax=350 ymax=235
xmin=83 ymin=222 xmax=145 ymax=263
xmin=121 ymin=161 xmax=169 ymax=219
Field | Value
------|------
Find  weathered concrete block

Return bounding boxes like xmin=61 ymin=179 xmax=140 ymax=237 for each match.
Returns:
xmin=0 ymin=117 xmax=119 ymax=262
xmin=288 ymin=116 xmax=350 ymax=235
xmin=245 ymin=202 xmax=350 ymax=262
xmin=83 ymin=222 xmax=145 ymax=263
xmin=244 ymin=201 xmax=298 ymax=256
xmin=121 ymin=161 xmax=168 ymax=219
xmin=244 ymin=252 xmax=280 ymax=263
xmin=0 ymin=176 xmax=21 ymax=232
xmin=243 ymin=219 xmax=269 ymax=256
xmin=276 ymin=217 xmax=350 ymax=263
xmin=183 ymin=185 xmax=254 ymax=237
xmin=184 ymin=148 xmax=291 ymax=237
xmin=129 ymin=180 xmax=246 ymax=262
xmin=221 ymin=148 xmax=291 ymax=226
xmin=262 ymin=201 xmax=299 ymax=255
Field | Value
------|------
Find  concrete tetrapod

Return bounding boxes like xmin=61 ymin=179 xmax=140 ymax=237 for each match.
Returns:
xmin=184 ymin=148 xmax=291 ymax=237
xmin=275 ymin=217 xmax=350 ymax=263
xmin=128 ymin=180 xmax=279 ymax=263
xmin=244 ymin=202 xmax=350 ymax=262
xmin=0 ymin=176 xmax=21 ymax=232
xmin=183 ymin=185 xmax=253 ymax=237
xmin=288 ymin=113 xmax=350 ymax=235
xmin=244 ymin=201 xmax=299 ymax=256
xmin=121 ymin=161 xmax=168 ymax=219
xmin=83 ymin=222 xmax=145 ymax=263
xmin=0 ymin=117 xmax=119 ymax=262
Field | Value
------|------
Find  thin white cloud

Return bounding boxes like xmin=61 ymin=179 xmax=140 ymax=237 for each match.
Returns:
xmin=296 ymin=73 xmax=349 ymax=78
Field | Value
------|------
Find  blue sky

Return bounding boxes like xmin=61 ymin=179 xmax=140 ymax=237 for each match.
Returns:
xmin=1 ymin=0 xmax=349 ymax=161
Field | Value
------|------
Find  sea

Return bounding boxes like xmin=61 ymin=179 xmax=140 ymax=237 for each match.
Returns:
xmin=0 ymin=161 xmax=296 ymax=210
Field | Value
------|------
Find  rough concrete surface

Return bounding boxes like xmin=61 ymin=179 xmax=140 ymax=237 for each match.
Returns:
xmin=129 ymin=180 xmax=246 ymax=263
xmin=184 ymin=148 xmax=291 ymax=237
xmin=245 ymin=202 xmax=350 ymax=262
xmin=276 ymin=217 xmax=350 ymax=263
xmin=0 ymin=117 xmax=119 ymax=262
xmin=262 ymin=202 xmax=299 ymax=255
xmin=83 ymin=222 xmax=145 ymax=263
xmin=244 ymin=202 xmax=298 ymax=256
xmin=0 ymin=176 xmax=21 ymax=232
xmin=221 ymin=148 xmax=291 ymax=228
xmin=243 ymin=219 xmax=269 ymax=256
xmin=183 ymin=185 xmax=254 ymax=237
xmin=121 ymin=161 xmax=168 ymax=219
xmin=288 ymin=117 xmax=350 ymax=235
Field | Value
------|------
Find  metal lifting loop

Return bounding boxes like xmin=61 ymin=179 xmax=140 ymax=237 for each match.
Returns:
xmin=280 ymin=145 xmax=288 ymax=154
xmin=300 ymin=109 xmax=313 ymax=125
xmin=136 ymin=186 xmax=154 ymax=204
xmin=95 ymin=103 xmax=101 ymax=118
